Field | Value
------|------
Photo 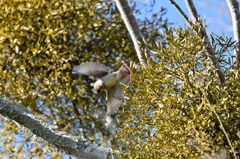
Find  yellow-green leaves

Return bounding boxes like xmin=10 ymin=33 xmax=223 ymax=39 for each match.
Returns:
xmin=0 ymin=0 xmax=140 ymax=157
xmin=116 ymin=27 xmax=240 ymax=158
xmin=0 ymin=0 xmax=170 ymax=157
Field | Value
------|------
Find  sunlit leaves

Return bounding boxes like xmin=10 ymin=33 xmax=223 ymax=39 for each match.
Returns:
xmin=0 ymin=0 xmax=139 ymax=157
xmin=0 ymin=0 xmax=170 ymax=157
xmin=116 ymin=27 xmax=240 ymax=158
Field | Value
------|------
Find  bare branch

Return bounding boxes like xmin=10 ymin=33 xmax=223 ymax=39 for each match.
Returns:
xmin=169 ymin=0 xmax=191 ymax=24
xmin=226 ymin=0 xmax=240 ymax=67
xmin=184 ymin=0 xmax=199 ymax=22
xmin=198 ymin=149 xmax=229 ymax=159
xmin=114 ymin=0 xmax=145 ymax=66
xmin=0 ymin=99 xmax=117 ymax=159
xmin=185 ymin=137 xmax=212 ymax=159
xmin=201 ymin=89 xmax=237 ymax=159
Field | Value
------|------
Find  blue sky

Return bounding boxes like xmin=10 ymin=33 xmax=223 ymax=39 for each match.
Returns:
xmin=141 ymin=0 xmax=234 ymax=37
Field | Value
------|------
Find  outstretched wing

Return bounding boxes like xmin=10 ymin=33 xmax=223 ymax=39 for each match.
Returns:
xmin=72 ymin=62 xmax=110 ymax=78
xmin=105 ymin=83 xmax=123 ymax=115
xmin=122 ymin=74 xmax=132 ymax=85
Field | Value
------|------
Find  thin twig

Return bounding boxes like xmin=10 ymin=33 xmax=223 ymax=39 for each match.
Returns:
xmin=200 ymin=89 xmax=237 ymax=159
xmin=169 ymin=0 xmax=191 ymax=24
xmin=187 ymin=142 xmax=212 ymax=159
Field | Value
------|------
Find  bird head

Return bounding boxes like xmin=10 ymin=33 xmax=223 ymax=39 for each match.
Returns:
xmin=118 ymin=62 xmax=132 ymax=85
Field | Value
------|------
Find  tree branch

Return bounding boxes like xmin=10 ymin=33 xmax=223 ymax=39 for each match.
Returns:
xmin=114 ymin=0 xmax=145 ymax=66
xmin=226 ymin=0 xmax=240 ymax=68
xmin=200 ymin=89 xmax=237 ymax=159
xmin=0 ymin=99 xmax=117 ymax=159
xmin=184 ymin=0 xmax=199 ymax=22
xmin=169 ymin=0 xmax=191 ymax=24
xmin=170 ymin=0 xmax=226 ymax=84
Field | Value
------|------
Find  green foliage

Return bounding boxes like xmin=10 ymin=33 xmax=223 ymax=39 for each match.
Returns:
xmin=0 ymin=0 xmax=168 ymax=157
xmin=116 ymin=27 xmax=240 ymax=158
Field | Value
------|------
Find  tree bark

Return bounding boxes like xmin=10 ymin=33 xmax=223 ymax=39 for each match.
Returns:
xmin=226 ymin=0 xmax=240 ymax=68
xmin=114 ymin=0 xmax=145 ymax=66
xmin=0 ymin=99 xmax=117 ymax=159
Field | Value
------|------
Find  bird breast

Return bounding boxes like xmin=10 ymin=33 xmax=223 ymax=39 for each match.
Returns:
xmin=94 ymin=72 xmax=120 ymax=90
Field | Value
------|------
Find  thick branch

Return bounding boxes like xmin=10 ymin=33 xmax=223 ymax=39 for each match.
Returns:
xmin=226 ymin=0 xmax=240 ymax=67
xmin=114 ymin=0 xmax=145 ymax=65
xmin=184 ymin=0 xmax=199 ymax=22
xmin=0 ymin=99 xmax=117 ymax=159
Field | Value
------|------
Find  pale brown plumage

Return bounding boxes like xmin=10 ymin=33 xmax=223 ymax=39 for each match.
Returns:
xmin=72 ymin=62 xmax=132 ymax=115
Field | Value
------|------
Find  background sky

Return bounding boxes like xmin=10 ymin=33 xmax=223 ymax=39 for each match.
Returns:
xmin=139 ymin=0 xmax=236 ymax=38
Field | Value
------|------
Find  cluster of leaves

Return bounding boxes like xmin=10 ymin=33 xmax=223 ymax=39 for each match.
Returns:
xmin=0 ymin=0 xmax=169 ymax=157
xmin=116 ymin=27 xmax=240 ymax=158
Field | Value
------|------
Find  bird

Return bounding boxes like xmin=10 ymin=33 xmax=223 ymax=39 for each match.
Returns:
xmin=72 ymin=62 xmax=132 ymax=115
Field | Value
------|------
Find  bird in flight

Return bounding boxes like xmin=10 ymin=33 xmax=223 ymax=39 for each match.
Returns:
xmin=72 ymin=62 xmax=132 ymax=115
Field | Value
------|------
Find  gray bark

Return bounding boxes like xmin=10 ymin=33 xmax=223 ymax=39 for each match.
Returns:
xmin=226 ymin=0 xmax=240 ymax=67
xmin=0 ymin=99 xmax=118 ymax=159
xmin=114 ymin=0 xmax=145 ymax=66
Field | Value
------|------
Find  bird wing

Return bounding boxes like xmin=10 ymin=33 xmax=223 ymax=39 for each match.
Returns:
xmin=105 ymin=83 xmax=123 ymax=115
xmin=122 ymin=75 xmax=131 ymax=85
xmin=72 ymin=62 xmax=110 ymax=78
